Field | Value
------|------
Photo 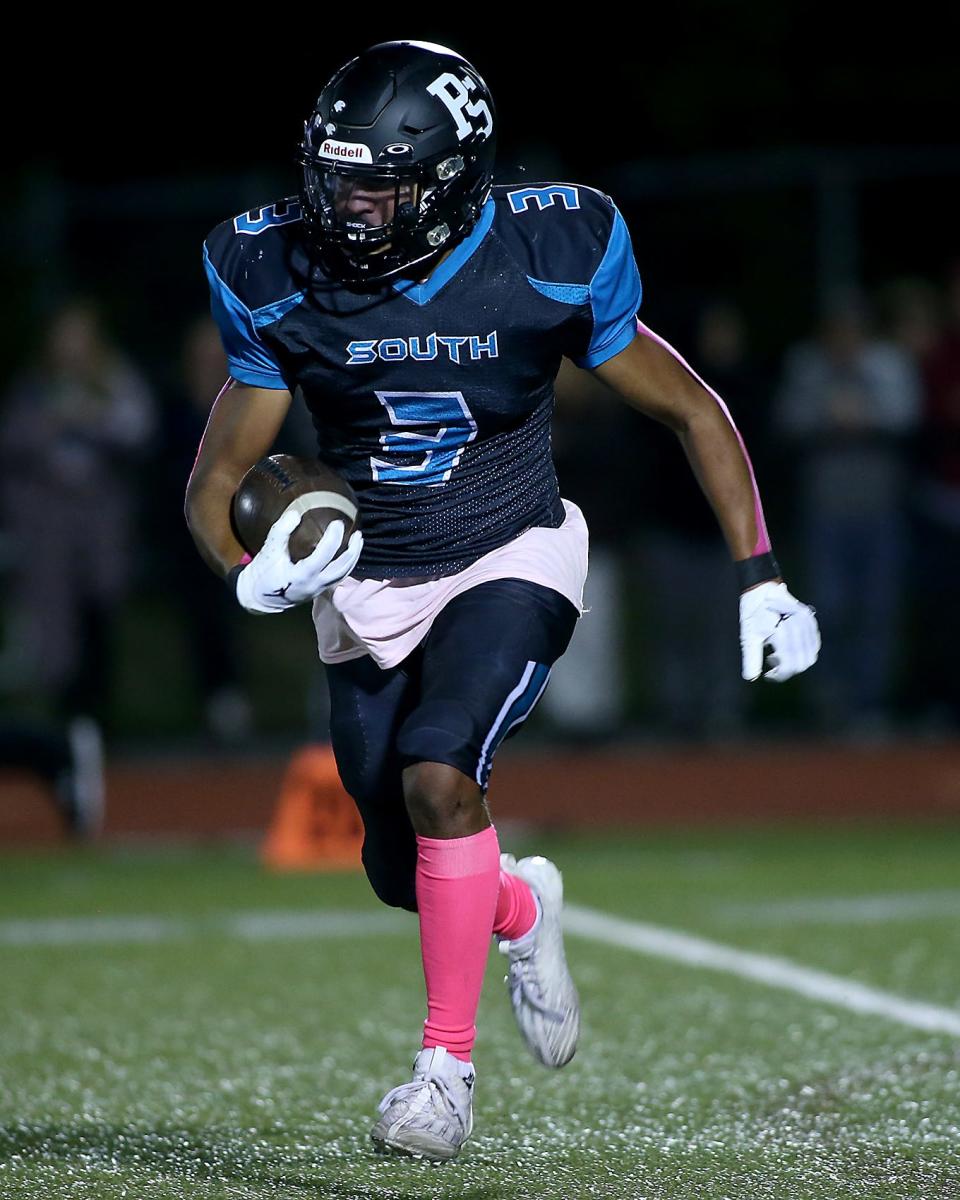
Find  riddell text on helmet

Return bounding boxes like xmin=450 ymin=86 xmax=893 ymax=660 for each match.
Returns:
xmin=319 ymin=139 xmax=374 ymax=163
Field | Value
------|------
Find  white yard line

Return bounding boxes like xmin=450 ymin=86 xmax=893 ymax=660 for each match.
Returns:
xmin=6 ymin=901 xmax=960 ymax=1038
xmin=0 ymin=915 xmax=187 ymax=946
xmin=225 ymin=910 xmax=408 ymax=940
xmin=564 ymin=903 xmax=960 ymax=1038
xmin=0 ymin=909 xmax=408 ymax=947
xmin=719 ymin=890 xmax=960 ymax=925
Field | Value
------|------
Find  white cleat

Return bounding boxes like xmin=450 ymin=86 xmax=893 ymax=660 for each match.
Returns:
xmin=371 ymin=1046 xmax=475 ymax=1162
xmin=498 ymin=853 xmax=580 ymax=1068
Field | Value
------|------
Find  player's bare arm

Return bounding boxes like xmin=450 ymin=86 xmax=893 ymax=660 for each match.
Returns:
xmin=185 ymin=381 xmax=362 ymax=614
xmin=184 ymin=380 xmax=292 ymax=576
xmin=592 ymin=326 xmax=820 ymax=682
xmin=592 ymin=329 xmax=762 ymax=563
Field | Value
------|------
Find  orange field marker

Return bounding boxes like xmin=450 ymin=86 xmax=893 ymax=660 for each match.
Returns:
xmin=261 ymin=745 xmax=363 ymax=871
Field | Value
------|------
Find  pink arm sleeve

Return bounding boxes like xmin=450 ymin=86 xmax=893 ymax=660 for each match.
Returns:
xmin=636 ymin=319 xmax=772 ymax=557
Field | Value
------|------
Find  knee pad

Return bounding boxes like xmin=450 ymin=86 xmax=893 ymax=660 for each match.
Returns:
xmin=396 ymin=699 xmax=482 ymax=782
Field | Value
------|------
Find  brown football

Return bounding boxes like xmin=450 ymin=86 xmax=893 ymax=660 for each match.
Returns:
xmin=231 ymin=455 xmax=360 ymax=563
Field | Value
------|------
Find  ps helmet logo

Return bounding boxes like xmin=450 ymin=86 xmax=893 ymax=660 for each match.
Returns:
xmin=333 ymin=100 xmax=346 ymax=113
xmin=426 ymin=72 xmax=494 ymax=142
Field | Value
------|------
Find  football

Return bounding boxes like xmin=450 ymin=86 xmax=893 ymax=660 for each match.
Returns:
xmin=231 ymin=455 xmax=360 ymax=563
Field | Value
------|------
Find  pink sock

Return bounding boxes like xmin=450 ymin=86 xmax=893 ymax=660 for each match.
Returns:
xmin=493 ymin=868 xmax=539 ymax=941
xmin=416 ymin=826 xmax=501 ymax=1062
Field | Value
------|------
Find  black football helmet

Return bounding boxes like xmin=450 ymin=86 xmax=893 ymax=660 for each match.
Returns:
xmin=299 ymin=41 xmax=496 ymax=285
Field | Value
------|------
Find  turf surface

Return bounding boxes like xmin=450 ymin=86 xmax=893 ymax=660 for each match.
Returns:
xmin=1 ymin=824 xmax=959 ymax=1199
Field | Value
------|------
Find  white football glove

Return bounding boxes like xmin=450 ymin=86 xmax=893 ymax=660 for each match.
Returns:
xmin=739 ymin=580 xmax=820 ymax=683
xmin=233 ymin=509 xmax=363 ymax=615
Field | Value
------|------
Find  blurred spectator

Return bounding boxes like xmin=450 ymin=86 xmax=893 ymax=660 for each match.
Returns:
xmin=775 ymin=291 xmax=921 ymax=734
xmin=153 ymin=315 xmax=318 ymax=743
xmin=876 ymin=278 xmax=942 ymax=362
xmin=543 ymin=359 xmax=632 ymax=740
xmin=913 ymin=267 xmax=960 ymax=729
xmin=635 ymin=303 xmax=770 ymax=739
xmin=0 ymin=716 xmax=104 ymax=837
xmin=156 ymin=315 xmax=253 ymax=742
xmin=0 ymin=301 xmax=154 ymax=729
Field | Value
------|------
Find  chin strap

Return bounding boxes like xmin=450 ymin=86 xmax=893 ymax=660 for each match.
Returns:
xmin=324 ymin=234 xmax=460 ymax=287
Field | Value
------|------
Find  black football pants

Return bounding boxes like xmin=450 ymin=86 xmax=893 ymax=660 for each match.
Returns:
xmin=325 ymin=578 xmax=578 ymax=911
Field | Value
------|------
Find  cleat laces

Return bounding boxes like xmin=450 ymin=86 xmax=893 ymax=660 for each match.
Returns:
xmin=503 ymin=946 xmax=567 ymax=1023
xmin=377 ymin=1071 xmax=471 ymax=1135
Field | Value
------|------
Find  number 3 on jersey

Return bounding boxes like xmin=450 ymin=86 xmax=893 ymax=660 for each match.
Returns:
xmin=371 ymin=391 xmax=477 ymax=487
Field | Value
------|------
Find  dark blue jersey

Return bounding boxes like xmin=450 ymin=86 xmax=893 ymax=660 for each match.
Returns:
xmin=203 ymin=184 xmax=642 ymax=577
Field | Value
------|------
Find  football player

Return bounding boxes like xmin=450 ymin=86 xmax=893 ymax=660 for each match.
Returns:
xmin=186 ymin=40 xmax=820 ymax=1162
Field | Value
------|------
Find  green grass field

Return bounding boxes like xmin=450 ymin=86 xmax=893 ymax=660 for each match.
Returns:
xmin=2 ymin=823 xmax=959 ymax=1199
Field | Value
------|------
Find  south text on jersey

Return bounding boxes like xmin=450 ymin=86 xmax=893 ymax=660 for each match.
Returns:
xmin=346 ymin=331 xmax=499 ymax=366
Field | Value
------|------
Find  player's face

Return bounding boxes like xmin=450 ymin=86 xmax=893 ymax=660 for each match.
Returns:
xmin=330 ymin=175 xmax=416 ymax=229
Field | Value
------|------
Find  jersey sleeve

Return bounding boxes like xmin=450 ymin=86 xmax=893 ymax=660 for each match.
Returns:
xmin=572 ymin=205 xmax=643 ymax=370
xmin=202 ymin=242 xmax=288 ymax=390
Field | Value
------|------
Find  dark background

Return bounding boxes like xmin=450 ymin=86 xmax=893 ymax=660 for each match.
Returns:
xmin=2 ymin=9 xmax=959 ymax=745
xmin=13 ymin=14 xmax=959 ymax=172
xmin=6 ymin=12 xmax=959 ymax=369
